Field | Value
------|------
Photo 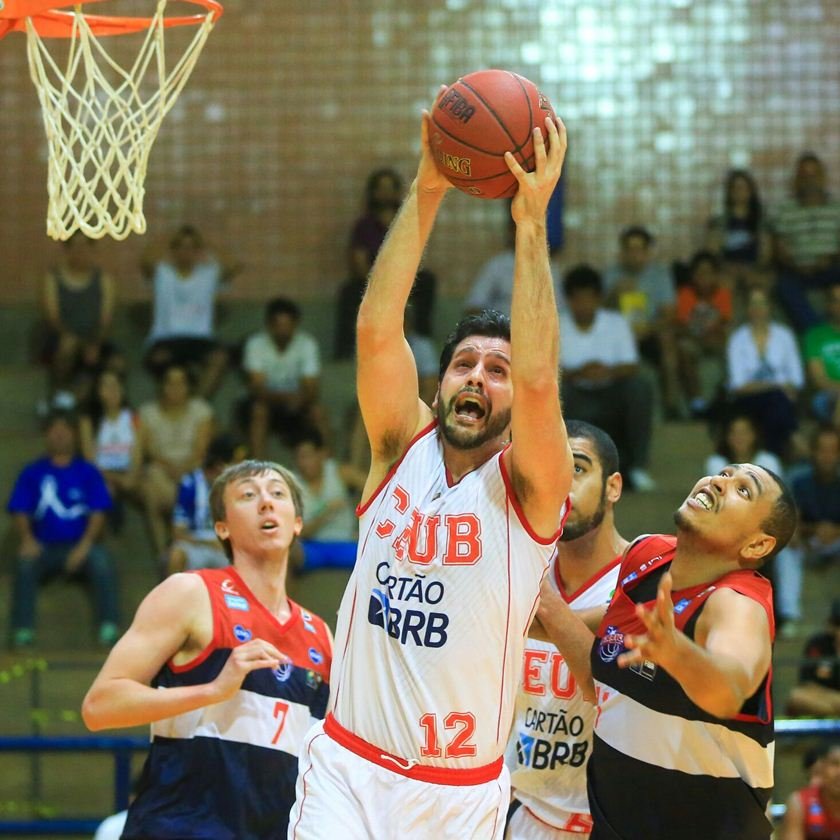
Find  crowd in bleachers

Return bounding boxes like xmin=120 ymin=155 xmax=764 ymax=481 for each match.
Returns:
xmin=6 ymin=150 xmax=840 ymax=724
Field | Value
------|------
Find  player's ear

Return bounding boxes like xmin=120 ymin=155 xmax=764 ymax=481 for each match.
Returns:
xmin=293 ymin=516 xmax=303 ymax=538
xmin=605 ymin=471 xmax=623 ymax=504
xmin=739 ymin=531 xmax=776 ymax=566
xmin=215 ymin=521 xmax=229 ymax=542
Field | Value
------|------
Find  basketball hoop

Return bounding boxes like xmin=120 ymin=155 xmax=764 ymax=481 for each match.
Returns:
xmin=0 ymin=0 xmax=224 ymax=240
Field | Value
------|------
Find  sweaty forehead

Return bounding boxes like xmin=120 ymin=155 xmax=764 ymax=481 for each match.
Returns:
xmin=452 ymin=335 xmax=511 ymax=358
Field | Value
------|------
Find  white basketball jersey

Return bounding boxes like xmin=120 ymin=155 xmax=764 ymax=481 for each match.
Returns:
xmin=506 ymin=555 xmax=621 ymax=829
xmin=330 ymin=422 xmax=567 ymax=769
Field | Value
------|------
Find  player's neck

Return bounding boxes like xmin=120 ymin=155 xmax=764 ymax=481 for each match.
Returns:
xmin=232 ymin=553 xmax=291 ymax=621
xmin=556 ymin=522 xmax=626 ymax=595
xmin=671 ymin=534 xmax=737 ymax=589
xmin=441 ymin=435 xmax=507 ymax=483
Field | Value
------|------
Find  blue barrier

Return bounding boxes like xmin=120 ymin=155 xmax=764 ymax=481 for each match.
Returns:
xmin=0 ymin=721 xmax=837 ymax=834
xmin=0 ymin=735 xmax=147 ymax=836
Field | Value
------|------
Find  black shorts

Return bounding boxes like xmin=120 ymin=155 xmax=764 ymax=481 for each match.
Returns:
xmin=145 ymin=337 xmax=222 ymax=374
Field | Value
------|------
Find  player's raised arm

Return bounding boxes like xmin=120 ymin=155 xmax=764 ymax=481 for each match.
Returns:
xmin=503 ymin=117 xmax=572 ymax=537
xmin=356 ymin=111 xmax=450 ymax=487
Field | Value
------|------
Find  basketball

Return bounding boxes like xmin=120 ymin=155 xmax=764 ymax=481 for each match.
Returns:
xmin=430 ymin=69 xmax=556 ymax=199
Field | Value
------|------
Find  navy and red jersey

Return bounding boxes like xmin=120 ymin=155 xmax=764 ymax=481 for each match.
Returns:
xmin=588 ymin=535 xmax=775 ymax=840
xmin=123 ymin=566 xmax=332 ymax=840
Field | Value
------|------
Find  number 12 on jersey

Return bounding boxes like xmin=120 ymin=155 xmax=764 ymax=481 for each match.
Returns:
xmin=419 ymin=712 xmax=477 ymax=758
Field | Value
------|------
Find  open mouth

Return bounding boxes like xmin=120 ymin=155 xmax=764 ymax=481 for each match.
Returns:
xmin=260 ymin=520 xmax=280 ymax=532
xmin=692 ymin=489 xmax=715 ymax=511
xmin=453 ymin=393 xmax=486 ymax=422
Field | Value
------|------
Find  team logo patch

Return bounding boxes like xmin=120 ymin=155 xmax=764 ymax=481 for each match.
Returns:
xmin=224 ymin=594 xmax=249 ymax=611
xmin=621 ymin=571 xmax=638 ymax=586
xmin=233 ymin=624 xmax=252 ymax=642
xmin=598 ymin=625 xmax=625 ymax=663
xmin=308 ymin=647 xmax=323 ymax=665
xmin=273 ymin=660 xmax=293 ymax=682
xmin=673 ymin=597 xmax=692 ymax=614
xmin=221 ymin=578 xmax=240 ymax=595
xmin=303 ymin=621 xmax=316 ymax=634
xmin=305 ymin=669 xmax=323 ymax=689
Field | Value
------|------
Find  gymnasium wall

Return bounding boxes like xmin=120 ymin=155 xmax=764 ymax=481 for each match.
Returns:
xmin=0 ymin=0 xmax=838 ymax=304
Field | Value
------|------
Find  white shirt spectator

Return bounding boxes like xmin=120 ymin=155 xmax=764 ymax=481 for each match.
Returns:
xmin=93 ymin=810 xmax=127 ymax=840
xmin=726 ymin=322 xmax=804 ymax=392
xmin=560 ymin=309 xmax=639 ymax=377
xmin=243 ymin=330 xmax=320 ymax=394
xmin=147 ymin=259 xmax=224 ymax=342
xmin=465 ymin=251 xmax=564 ymax=315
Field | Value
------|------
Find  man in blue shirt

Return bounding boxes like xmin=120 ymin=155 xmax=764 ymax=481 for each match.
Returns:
xmin=8 ymin=409 xmax=118 ymax=648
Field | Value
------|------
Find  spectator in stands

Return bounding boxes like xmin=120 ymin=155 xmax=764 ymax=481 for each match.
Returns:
xmin=704 ymin=414 xmax=802 ymax=633
xmin=8 ymin=409 xmax=119 ymax=648
xmin=788 ymin=429 xmax=840 ymax=626
xmin=560 ymin=265 xmax=656 ymax=492
xmin=240 ymin=296 xmax=328 ymax=458
xmin=79 ymin=369 xmax=140 ymax=532
xmin=804 ymin=282 xmax=840 ymax=428
xmin=137 ymin=365 xmax=214 ymax=557
xmin=603 ymin=225 xmax=681 ymax=418
xmin=405 ymin=306 xmax=438 ymax=406
xmin=725 ymin=287 xmax=804 ymax=458
xmin=142 ymin=224 xmax=241 ymax=398
xmin=292 ymin=428 xmax=366 ymax=571
xmin=772 ymin=152 xmax=840 ymax=333
xmin=780 ymin=740 xmax=840 ymax=839
xmin=465 ymin=208 xmax=564 ymax=318
xmin=335 ymin=168 xmax=436 ymax=358
xmin=705 ymin=168 xmax=774 ymax=294
xmin=166 ymin=434 xmax=236 ymax=576
xmin=39 ymin=233 xmax=120 ymax=412
xmin=787 ymin=600 xmax=840 ymax=718
xmin=675 ymin=250 xmax=733 ymax=417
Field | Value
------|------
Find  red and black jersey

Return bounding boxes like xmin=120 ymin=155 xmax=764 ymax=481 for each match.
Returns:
xmin=588 ymin=535 xmax=775 ymax=840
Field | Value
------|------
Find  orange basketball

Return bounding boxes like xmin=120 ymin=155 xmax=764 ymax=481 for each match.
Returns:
xmin=430 ymin=69 xmax=556 ymax=199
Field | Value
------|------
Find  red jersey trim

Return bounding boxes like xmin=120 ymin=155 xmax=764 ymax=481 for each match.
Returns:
xmin=324 ymin=713 xmax=503 ymax=786
xmin=498 ymin=446 xmax=568 ymax=546
xmin=167 ymin=569 xmax=228 ymax=674
xmin=555 ymin=554 xmax=622 ymax=604
xmin=355 ymin=420 xmax=438 ymax=517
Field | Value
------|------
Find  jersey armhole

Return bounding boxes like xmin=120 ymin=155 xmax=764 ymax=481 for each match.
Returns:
xmin=356 ymin=419 xmax=437 ymax=517
xmin=167 ymin=571 xmax=219 ymax=673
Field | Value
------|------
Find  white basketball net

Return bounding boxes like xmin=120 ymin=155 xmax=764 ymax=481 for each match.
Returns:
xmin=25 ymin=1 xmax=217 ymax=240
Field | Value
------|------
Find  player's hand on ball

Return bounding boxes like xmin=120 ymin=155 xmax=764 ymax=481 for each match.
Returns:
xmin=617 ymin=572 xmax=682 ymax=671
xmin=211 ymin=638 xmax=287 ymax=702
xmin=505 ymin=116 xmax=567 ymax=223
xmin=417 ymin=106 xmax=453 ymax=196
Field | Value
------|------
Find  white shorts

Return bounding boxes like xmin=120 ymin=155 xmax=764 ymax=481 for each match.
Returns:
xmin=289 ymin=716 xmax=510 ymax=840
xmin=506 ymin=804 xmax=592 ymax=840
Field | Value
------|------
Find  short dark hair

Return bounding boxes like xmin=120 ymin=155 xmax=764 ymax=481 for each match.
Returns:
xmin=43 ymin=407 xmax=78 ymax=433
xmin=758 ymin=468 xmax=797 ymax=562
xmin=265 ymin=296 xmax=301 ymax=322
xmin=209 ymin=460 xmax=304 ymax=561
xmin=365 ymin=167 xmax=403 ymax=211
xmin=619 ymin=225 xmax=654 ymax=247
xmin=563 ymin=264 xmax=603 ymax=298
xmin=688 ymin=249 xmax=721 ymax=278
xmin=294 ymin=427 xmax=326 ymax=450
xmin=204 ymin=433 xmax=238 ymax=470
xmin=438 ymin=310 xmax=511 ymax=381
xmin=170 ymin=224 xmax=203 ymax=250
xmin=565 ymin=419 xmax=620 ymax=481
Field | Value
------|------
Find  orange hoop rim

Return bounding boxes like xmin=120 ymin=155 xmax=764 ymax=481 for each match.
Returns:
xmin=0 ymin=0 xmax=223 ymax=38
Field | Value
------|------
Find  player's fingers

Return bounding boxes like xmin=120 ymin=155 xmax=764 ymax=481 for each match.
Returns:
xmin=657 ymin=573 xmax=674 ymax=625
xmin=617 ymin=647 xmax=643 ymax=668
xmin=635 ymin=602 xmax=659 ymax=634
xmin=533 ymin=125 xmax=547 ymax=167
xmin=503 ymin=150 xmax=526 ymax=179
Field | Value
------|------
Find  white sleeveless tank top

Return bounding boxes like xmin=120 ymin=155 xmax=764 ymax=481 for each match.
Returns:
xmin=330 ymin=422 xmax=567 ymax=769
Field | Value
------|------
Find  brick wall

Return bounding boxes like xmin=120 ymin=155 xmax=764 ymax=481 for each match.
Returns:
xmin=0 ymin=0 xmax=838 ymax=305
